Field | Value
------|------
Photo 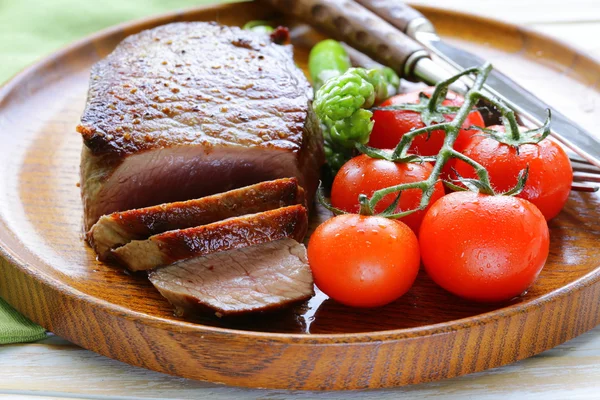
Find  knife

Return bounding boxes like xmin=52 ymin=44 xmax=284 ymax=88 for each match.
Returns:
xmin=354 ymin=0 xmax=600 ymax=169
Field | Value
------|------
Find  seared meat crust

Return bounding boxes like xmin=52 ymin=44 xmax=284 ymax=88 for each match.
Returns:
xmin=112 ymin=204 xmax=308 ymax=271
xmin=78 ymin=22 xmax=311 ymax=156
xmin=88 ymin=178 xmax=305 ymax=260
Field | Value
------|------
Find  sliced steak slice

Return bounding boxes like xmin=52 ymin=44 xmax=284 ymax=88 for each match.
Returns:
xmin=87 ymin=178 xmax=305 ymax=260
xmin=148 ymin=239 xmax=313 ymax=317
xmin=78 ymin=22 xmax=324 ymax=230
xmin=112 ymin=205 xmax=308 ymax=271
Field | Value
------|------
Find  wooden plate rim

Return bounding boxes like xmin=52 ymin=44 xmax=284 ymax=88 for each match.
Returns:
xmin=0 ymin=1 xmax=599 ymax=345
xmin=418 ymin=4 xmax=600 ymax=72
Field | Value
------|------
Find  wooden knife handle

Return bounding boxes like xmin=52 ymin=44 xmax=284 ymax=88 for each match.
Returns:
xmin=355 ymin=0 xmax=426 ymax=34
xmin=261 ymin=0 xmax=427 ymax=76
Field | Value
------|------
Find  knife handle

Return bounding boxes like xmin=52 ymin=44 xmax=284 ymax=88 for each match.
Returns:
xmin=354 ymin=0 xmax=435 ymax=37
xmin=261 ymin=0 xmax=428 ymax=77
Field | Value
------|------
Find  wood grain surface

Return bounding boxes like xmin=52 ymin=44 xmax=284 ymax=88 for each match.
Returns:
xmin=1 ymin=327 xmax=599 ymax=399
xmin=0 ymin=0 xmax=599 ymax=393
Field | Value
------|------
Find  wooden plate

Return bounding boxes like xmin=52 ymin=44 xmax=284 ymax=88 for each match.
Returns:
xmin=1 ymin=1 xmax=599 ymax=390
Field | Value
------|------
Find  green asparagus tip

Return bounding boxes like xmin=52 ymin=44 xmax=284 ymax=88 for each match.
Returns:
xmin=243 ymin=20 xmax=274 ymax=34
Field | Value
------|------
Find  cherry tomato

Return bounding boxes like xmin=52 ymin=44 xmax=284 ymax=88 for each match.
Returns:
xmin=330 ymin=153 xmax=445 ymax=233
xmin=369 ymin=88 xmax=485 ymax=155
xmin=454 ymin=127 xmax=572 ymax=220
xmin=419 ymin=191 xmax=549 ymax=302
xmin=307 ymin=214 xmax=420 ymax=307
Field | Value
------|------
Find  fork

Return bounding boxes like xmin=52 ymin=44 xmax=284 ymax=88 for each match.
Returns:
xmin=567 ymin=153 xmax=600 ymax=192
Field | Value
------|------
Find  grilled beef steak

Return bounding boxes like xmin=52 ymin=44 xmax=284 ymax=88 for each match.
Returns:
xmin=148 ymin=239 xmax=313 ymax=317
xmin=88 ymin=178 xmax=305 ymax=260
xmin=78 ymin=22 xmax=324 ymax=230
xmin=112 ymin=205 xmax=308 ymax=271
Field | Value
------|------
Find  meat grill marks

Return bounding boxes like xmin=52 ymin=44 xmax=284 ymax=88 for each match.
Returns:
xmin=112 ymin=205 xmax=308 ymax=271
xmin=78 ymin=22 xmax=324 ymax=231
xmin=149 ymin=239 xmax=314 ymax=317
xmin=87 ymin=178 xmax=305 ymax=260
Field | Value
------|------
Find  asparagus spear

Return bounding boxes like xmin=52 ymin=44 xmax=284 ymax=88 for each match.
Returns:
xmin=313 ymin=67 xmax=400 ymax=171
xmin=309 ymin=39 xmax=400 ymax=171
xmin=308 ymin=39 xmax=352 ymax=90
xmin=242 ymin=20 xmax=274 ymax=34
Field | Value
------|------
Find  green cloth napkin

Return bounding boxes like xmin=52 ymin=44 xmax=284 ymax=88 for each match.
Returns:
xmin=0 ymin=0 xmax=233 ymax=344
xmin=0 ymin=298 xmax=46 ymax=344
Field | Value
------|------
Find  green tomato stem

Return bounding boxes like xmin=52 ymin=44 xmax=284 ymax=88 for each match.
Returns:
xmin=367 ymin=63 xmax=503 ymax=217
xmin=479 ymin=94 xmax=522 ymax=140
xmin=358 ymin=195 xmax=374 ymax=216
xmin=365 ymin=181 xmax=429 ymax=215
xmin=391 ymin=123 xmax=453 ymax=159
xmin=448 ymin=149 xmax=494 ymax=195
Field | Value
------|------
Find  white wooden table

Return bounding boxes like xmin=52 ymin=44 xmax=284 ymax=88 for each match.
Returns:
xmin=1 ymin=1 xmax=599 ymax=398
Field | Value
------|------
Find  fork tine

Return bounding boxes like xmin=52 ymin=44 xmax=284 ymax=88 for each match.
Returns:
xmin=573 ymin=171 xmax=600 ymax=183
xmin=571 ymin=182 xmax=599 ymax=192
xmin=571 ymin=161 xmax=600 ymax=174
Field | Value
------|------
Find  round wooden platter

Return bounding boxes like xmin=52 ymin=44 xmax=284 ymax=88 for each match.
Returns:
xmin=0 ymin=0 xmax=599 ymax=391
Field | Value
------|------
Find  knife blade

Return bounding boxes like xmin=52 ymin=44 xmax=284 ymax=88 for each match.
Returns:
xmin=355 ymin=0 xmax=600 ymax=169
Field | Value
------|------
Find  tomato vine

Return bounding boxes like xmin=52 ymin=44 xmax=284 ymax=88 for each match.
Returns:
xmin=320 ymin=63 xmax=552 ymax=219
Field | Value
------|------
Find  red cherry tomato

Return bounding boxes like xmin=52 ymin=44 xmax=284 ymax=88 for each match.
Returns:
xmin=330 ymin=153 xmax=445 ymax=233
xmin=419 ymin=191 xmax=550 ymax=302
xmin=307 ymin=214 xmax=420 ymax=308
xmin=454 ymin=127 xmax=572 ymax=220
xmin=369 ymin=88 xmax=485 ymax=155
